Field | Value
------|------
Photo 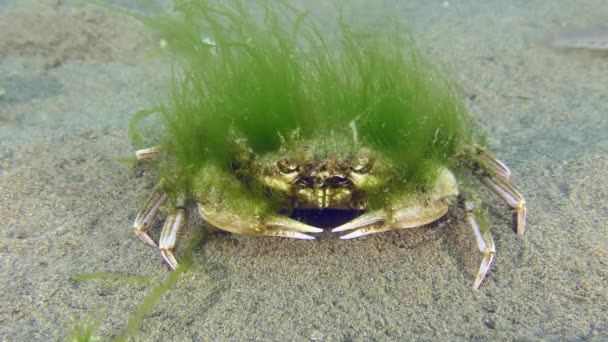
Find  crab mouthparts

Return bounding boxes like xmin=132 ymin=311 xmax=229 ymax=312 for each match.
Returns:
xmin=290 ymin=208 xmax=364 ymax=229
xmin=313 ymin=187 xmax=334 ymax=209
xmin=295 ymin=170 xmax=354 ymax=209
xmin=303 ymin=168 xmax=349 ymax=188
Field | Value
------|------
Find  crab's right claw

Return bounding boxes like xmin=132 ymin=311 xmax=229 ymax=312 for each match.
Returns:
xmin=197 ymin=203 xmax=322 ymax=239
xmin=331 ymin=210 xmax=399 ymax=239
xmin=333 ymin=167 xmax=457 ymax=239
xmin=332 ymin=201 xmax=450 ymax=239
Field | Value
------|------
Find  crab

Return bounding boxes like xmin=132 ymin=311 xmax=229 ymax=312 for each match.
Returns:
xmin=128 ymin=0 xmax=527 ymax=288
xmin=133 ymin=136 xmax=526 ymax=289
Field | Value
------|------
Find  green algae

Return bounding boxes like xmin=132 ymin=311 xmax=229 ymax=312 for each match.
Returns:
xmin=130 ymin=0 xmax=475 ymax=212
xmin=72 ymin=272 xmax=156 ymax=283
xmin=67 ymin=228 xmax=206 ymax=341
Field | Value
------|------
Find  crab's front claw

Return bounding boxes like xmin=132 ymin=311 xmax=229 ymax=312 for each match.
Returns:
xmin=197 ymin=202 xmax=323 ymax=239
xmin=264 ymin=216 xmax=324 ymax=239
xmin=332 ymin=167 xmax=458 ymax=239
xmin=331 ymin=210 xmax=387 ymax=238
xmin=331 ymin=202 xmax=451 ymax=239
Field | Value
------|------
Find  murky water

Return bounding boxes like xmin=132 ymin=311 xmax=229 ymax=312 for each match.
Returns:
xmin=1 ymin=0 xmax=606 ymax=340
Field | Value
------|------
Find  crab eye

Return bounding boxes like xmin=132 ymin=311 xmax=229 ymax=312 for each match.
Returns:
xmin=353 ymin=155 xmax=373 ymax=173
xmin=277 ymin=159 xmax=298 ymax=173
xmin=327 ymin=174 xmax=348 ymax=188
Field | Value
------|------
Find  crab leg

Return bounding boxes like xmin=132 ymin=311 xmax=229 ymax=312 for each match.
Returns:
xmin=159 ymin=197 xmax=187 ymax=270
xmin=464 ymin=201 xmax=496 ymax=289
xmin=474 ymin=145 xmax=511 ymax=179
xmin=332 ymin=201 xmax=450 ymax=239
xmin=133 ymin=186 xmax=168 ymax=247
xmin=471 ymin=149 xmax=527 ymax=235
xmin=478 ymin=174 xmax=526 ymax=235
xmin=472 ymin=170 xmax=526 ymax=236
xmin=135 ymin=146 xmax=163 ymax=161
xmin=197 ymin=202 xmax=323 ymax=239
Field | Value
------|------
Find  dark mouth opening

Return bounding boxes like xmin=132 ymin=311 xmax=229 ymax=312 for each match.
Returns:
xmin=289 ymin=209 xmax=364 ymax=229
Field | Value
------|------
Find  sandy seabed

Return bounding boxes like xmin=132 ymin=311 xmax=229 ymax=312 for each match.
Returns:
xmin=1 ymin=0 xmax=607 ymax=340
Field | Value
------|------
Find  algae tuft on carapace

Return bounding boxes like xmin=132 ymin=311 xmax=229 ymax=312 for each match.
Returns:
xmin=133 ymin=0 xmax=472 ymax=204
xmin=130 ymin=0 xmax=527 ymax=289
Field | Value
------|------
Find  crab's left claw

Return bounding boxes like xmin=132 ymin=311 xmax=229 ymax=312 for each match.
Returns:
xmin=331 ymin=202 xmax=451 ymax=239
xmin=332 ymin=167 xmax=458 ymax=239
xmin=198 ymin=202 xmax=322 ymax=239
xmin=331 ymin=210 xmax=387 ymax=236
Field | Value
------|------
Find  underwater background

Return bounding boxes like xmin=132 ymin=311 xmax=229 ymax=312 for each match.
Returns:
xmin=0 ymin=0 xmax=607 ymax=340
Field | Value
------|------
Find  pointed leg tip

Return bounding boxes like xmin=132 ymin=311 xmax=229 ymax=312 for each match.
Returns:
xmin=161 ymin=251 xmax=179 ymax=271
xmin=136 ymin=231 xmax=157 ymax=248
xmin=514 ymin=206 xmax=527 ymax=236
xmin=473 ymin=254 xmax=495 ymax=289
xmin=473 ymin=274 xmax=489 ymax=289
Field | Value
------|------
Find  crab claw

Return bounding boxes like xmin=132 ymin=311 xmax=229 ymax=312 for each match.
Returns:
xmin=331 ymin=210 xmax=387 ymax=233
xmin=264 ymin=229 xmax=317 ymax=240
xmin=332 ymin=202 xmax=451 ymax=240
xmin=263 ymin=216 xmax=323 ymax=240
xmin=333 ymin=168 xmax=457 ymax=239
xmin=331 ymin=210 xmax=397 ymax=239
xmin=198 ymin=202 xmax=322 ymax=239
xmin=265 ymin=216 xmax=324 ymax=234
xmin=338 ymin=222 xmax=393 ymax=239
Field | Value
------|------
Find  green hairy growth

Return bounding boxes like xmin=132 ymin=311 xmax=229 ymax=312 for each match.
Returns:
xmin=141 ymin=0 xmax=474 ymax=203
